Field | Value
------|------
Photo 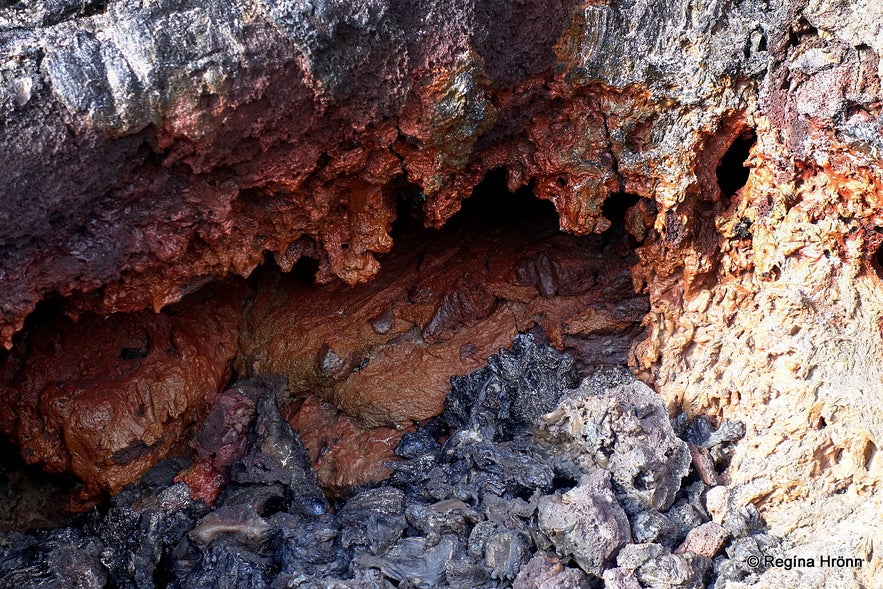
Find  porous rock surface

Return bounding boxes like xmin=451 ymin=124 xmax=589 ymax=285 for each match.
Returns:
xmin=0 ymin=338 xmax=766 ymax=588
xmin=2 ymin=0 xmax=883 ymax=586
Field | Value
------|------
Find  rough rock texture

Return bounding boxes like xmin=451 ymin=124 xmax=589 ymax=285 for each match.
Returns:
xmin=2 ymin=0 xmax=883 ymax=585
xmin=537 ymin=469 xmax=632 ymax=576
xmin=0 ymin=0 xmax=576 ymax=349
xmin=0 ymin=281 xmax=248 ymax=499
xmin=237 ymin=193 xmax=642 ymax=427
xmin=540 ymin=379 xmax=693 ymax=516
xmin=283 ymin=395 xmax=412 ymax=499
xmin=623 ymin=6 xmax=883 ymax=587
xmin=0 ymin=339 xmax=770 ymax=588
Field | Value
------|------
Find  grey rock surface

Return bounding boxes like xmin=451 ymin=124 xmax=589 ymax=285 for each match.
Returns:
xmin=542 ymin=378 xmax=692 ymax=515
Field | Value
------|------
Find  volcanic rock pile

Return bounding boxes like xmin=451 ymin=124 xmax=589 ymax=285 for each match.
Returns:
xmin=0 ymin=337 xmax=768 ymax=588
xmin=0 ymin=185 xmax=646 ymax=503
xmin=3 ymin=0 xmax=883 ymax=585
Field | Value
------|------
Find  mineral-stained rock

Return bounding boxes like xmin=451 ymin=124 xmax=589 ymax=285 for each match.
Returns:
xmin=238 ymin=201 xmax=639 ymax=427
xmin=540 ymin=379 xmax=692 ymax=515
xmin=283 ymin=395 xmax=412 ymax=498
xmin=4 ymin=3 xmax=883 ymax=583
xmin=0 ymin=0 xmax=601 ymax=350
xmin=0 ymin=280 xmax=248 ymax=499
xmin=676 ymin=522 xmax=731 ymax=559
xmin=178 ymin=375 xmax=327 ymax=516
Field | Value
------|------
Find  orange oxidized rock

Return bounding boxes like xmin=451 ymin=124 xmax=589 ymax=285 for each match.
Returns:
xmin=0 ymin=280 xmax=249 ymax=500
xmin=237 ymin=193 xmax=644 ymax=428
xmin=283 ymin=396 xmax=413 ymax=499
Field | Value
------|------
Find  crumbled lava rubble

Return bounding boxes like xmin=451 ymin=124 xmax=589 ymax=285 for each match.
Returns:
xmin=0 ymin=336 xmax=772 ymax=588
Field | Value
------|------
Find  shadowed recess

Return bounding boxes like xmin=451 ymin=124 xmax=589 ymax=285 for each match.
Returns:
xmin=716 ymin=131 xmax=756 ymax=199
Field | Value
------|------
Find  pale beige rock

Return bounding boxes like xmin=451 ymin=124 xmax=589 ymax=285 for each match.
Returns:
xmin=705 ymin=486 xmax=732 ymax=526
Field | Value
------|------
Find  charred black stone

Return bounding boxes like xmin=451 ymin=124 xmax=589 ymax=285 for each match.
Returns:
xmin=96 ymin=483 xmax=207 ymax=589
xmin=444 ymin=333 xmax=579 ymax=440
xmin=228 ymin=389 xmax=328 ymax=518
xmin=0 ymin=335 xmax=775 ymax=588
xmin=0 ymin=527 xmax=106 ymax=588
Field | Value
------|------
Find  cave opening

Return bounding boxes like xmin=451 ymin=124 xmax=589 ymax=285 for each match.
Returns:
xmin=447 ymin=168 xmax=558 ymax=226
xmin=0 ymin=167 xmax=651 ymax=534
xmin=0 ymin=167 xmax=765 ymax=588
xmin=602 ymin=192 xmax=641 ymax=226
xmin=716 ymin=130 xmax=756 ymax=200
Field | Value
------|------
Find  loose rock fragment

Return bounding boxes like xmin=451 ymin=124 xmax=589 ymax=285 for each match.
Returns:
xmin=675 ymin=522 xmax=731 ymax=558
xmin=483 ymin=528 xmax=531 ymax=580
xmin=189 ymin=504 xmax=271 ymax=548
xmin=687 ymin=443 xmax=723 ymax=486
xmin=538 ymin=469 xmax=632 ymax=576
xmin=354 ymin=535 xmax=458 ymax=588
xmin=175 ymin=375 xmax=329 ymax=516
xmin=90 ymin=481 xmax=204 ymax=587
xmin=445 ymin=333 xmax=580 ymax=439
xmin=541 ymin=379 xmax=692 ymax=515
xmin=630 ymin=510 xmax=682 ymax=546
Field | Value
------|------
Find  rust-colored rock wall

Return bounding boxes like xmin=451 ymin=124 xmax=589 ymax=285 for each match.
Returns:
xmin=283 ymin=395 xmax=412 ymax=498
xmin=0 ymin=0 xmax=582 ymax=349
xmin=0 ymin=281 xmax=248 ymax=498
xmin=0 ymin=191 xmax=645 ymax=501
xmin=237 ymin=195 xmax=643 ymax=428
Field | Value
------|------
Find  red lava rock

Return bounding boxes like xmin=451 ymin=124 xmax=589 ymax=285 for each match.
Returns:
xmin=0 ymin=280 xmax=249 ymax=500
xmin=237 ymin=194 xmax=643 ymax=428
xmin=175 ymin=378 xmax=266 ymax=505
xmin=282 ymin=396 xmax=412 ymax=498
xmin=687 ymin=442 xmax=724 ymax=486
xmin=675 ymin=522 xmax=731 ymax=558
xmin=176 ymin=374 xmax=318 ymax=506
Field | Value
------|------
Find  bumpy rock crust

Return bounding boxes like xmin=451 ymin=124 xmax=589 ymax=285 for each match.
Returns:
xmin=237 ymin=207 xmax=642 ymax=428
xmin=3 ymin=0 xmax=883 ymax=584
xmin=0 ymin=281 xmax=248 ymax=498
